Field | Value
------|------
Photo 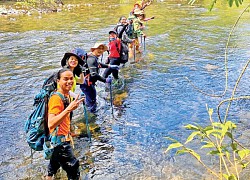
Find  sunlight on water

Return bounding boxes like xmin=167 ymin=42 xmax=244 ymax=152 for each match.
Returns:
xmin=1 ymin=0 xmax=250 ymax=179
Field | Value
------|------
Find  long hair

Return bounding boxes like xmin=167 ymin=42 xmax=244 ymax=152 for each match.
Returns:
xmin=64 ymin=58 xmax=82 ymax=77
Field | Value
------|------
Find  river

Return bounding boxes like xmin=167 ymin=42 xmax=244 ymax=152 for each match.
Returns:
xmin=1 ymin=0 xmax=250 ymax=179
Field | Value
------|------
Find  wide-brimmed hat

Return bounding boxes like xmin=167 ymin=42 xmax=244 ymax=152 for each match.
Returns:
xmin=61 ymin=48 xmax=85 ymax=67
xmin=90 ymin=43 xmax=108 ymax=52
xmin=133 ymin=8 xmax=144 ymax=15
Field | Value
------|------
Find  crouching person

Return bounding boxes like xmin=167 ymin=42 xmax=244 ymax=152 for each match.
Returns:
xmin=46 ymin=68 xmax=84 ymax=180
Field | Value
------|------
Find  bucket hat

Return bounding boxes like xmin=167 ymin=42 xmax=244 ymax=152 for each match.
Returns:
xmin=90 ymin=43 xmax=108 ymax=52
xmin=61 ymin=48 xmax=85 ymax=67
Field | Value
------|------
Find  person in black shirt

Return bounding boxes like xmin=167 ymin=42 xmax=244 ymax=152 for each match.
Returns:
xmin=80 ymin=43 xmax=118 ymax=113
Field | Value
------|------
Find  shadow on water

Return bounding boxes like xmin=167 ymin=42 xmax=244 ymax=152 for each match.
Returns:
xmin=1 ymin=0 xmax=250 ymax=179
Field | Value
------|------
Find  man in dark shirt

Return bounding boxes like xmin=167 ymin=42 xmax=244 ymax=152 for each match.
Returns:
xmin=80 ymin=43 xmax=118 ymax=113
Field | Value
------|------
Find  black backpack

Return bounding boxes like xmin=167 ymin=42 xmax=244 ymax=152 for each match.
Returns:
xmin=81 ymin=55 xmax=90 ymax=76
xmin=115 ymin=41 xmax=129 ymax=64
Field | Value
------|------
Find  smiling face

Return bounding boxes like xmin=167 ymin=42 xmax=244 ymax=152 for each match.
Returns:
xmin=57 ymin=70 xmax=74 ymax=93
xmin=120 ymin=17 xmax=127 ymax=24
xmin=67 ymin=56 xmax=79 ymax=69
xmin=92 ymin=45 xmax=106 ymax=57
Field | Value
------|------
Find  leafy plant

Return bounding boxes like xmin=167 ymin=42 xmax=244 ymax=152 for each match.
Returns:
xmin=165 ymin=105 xmax=250 ymax=180
xmin=188 ymin=0 xmax=243 ymax=11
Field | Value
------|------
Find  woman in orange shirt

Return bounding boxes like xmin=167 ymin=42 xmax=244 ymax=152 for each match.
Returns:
xmin=46 ymin=68 xmax=84 ymax=180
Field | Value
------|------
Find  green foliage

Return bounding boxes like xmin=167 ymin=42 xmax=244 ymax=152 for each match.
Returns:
xmin=188 ymin=0 xmax=243 ymax=11
xmin=165 ymin=107 xmax=250 ymax=179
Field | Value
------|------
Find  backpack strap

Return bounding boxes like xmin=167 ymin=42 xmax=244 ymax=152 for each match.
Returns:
xmin=115 ymin=40 xmax=121 ymax=54
xmin=53 ymin=92 xmax=70 ymax=108
xmin=49 ymin=92 xmax=72 ymax=146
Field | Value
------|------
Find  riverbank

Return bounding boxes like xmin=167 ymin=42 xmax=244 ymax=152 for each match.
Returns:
xmin=0 ymin=2 xmax=80 ymax=16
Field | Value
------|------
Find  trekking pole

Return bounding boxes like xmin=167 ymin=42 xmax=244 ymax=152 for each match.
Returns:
xmin=133 ymin=43 xmax=136 ymax=62
xmin=109 ymin=76 xmax=114 ymax=116
xmin=83 ymin=104 xmax=91 ymax=142
xmin=100 ymin=54 xmax=103 ymax=63
xmin=140 ymin=34 xmax=143 ymax=48
xmin=143 ymin=36 xmax=146 ymax=51
xmin=81 ymin=94 xmax=91 ymax=142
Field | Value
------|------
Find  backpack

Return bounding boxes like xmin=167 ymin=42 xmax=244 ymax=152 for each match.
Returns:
xmin=115 ymin=41 xmax=129 ymax=64
xmin=81 ymin=55 xmax=90 ymax=77
xmin=24 ymin=73 xmax=68 ymax=151
xmin=125 ymin=23 xmax=134 ymax=38
xmin=114 ymin=24 xmax=134 ymax=39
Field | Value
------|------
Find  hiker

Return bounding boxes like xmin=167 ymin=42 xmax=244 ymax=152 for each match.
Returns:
xmin=80 ymin=42 xmax=119 ymax=113
xmin=46 ymin=68 xmax=84 ymax=180
xmin=61 ymin=48 xmax=86 ymax=92
xmin=116 ymin=16 xmax=135 ymax=45
xmin=130 ymin=8 xmax=146 ymax=54
xmin=115 ymin=16 xmax=135 ymax=59
xmin=103 ymin=29 xmax=124 ymax=80
xmin=130 ymin=0 xmax=152 ymax=16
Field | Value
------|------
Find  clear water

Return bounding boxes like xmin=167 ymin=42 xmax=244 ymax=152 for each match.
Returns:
xmin=1 ymin=0 xmax=250 ymax=179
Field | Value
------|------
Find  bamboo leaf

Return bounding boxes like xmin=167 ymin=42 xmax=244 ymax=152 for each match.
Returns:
xmin=221 ymin=124 xmax=228 ymax=137
xmin=201 ymin=141 xmax=215 ymax=149
xmin=231 ymin=143 xmax=237 ymax=151
xmin=242 ymin=162 xmax=250 ymax=169
xmin=225 ymin=132 xmax=233 ymax=139
xmin=176 ymin=149 xmax=188 ymax=155
xmin=209 ymin=150 xmax=220 ymax=155
xmin=184 ymin=124 xmax=200 ymax=131
xmin=205 ymin=129 xmax=214 ymax=136
xmin=209 ymin=0 xmax=217 ymax=11
xmin=188 ymin=149 xmax=201 ymax=161
xmin=223 ymin=174 xmax=229 ymax=179
xmin=164 ymin=137 xmax=179 ymax=143
xmin=211 ymin=133 xmax=221 ymax=139
xmin=238 ymin=149 xmax=250 ymax=160
xmin=228 ymin=0 xmax=234 ymax=7
xmin=185 ymin=131 xmax=200 ymax=144
xmin=228 ymin=174 xmax=237 ymax=180
xmin=203 ymin=126 xmax=213 ymax=132
xmin=235 ymin=0 xmax=239 ymax=7
xmin=225 ymin=121 xmax=236 ymax=130
xmin=165 ymin=143 xmax=183 ymax=153
xmin=212 ymin=122 xmax=222 ymax=127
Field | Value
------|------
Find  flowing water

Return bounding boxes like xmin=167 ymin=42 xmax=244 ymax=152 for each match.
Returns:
xmin=1 ymin=0 xmax=250 ymax=179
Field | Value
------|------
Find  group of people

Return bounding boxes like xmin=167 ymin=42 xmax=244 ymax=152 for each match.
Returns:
xmin=45 ymin=0 xmax=154 ymax=179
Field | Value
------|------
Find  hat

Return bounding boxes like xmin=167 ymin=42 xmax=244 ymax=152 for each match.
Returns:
xmin=133 ymin=8 xmax=144 ymax=15
xmin=109 ymin=30 xmax=117 ymax=34
xmin=90 ymin=42 xmax=108 ymax=52
xmin=134 ymin=1 xmax=142 ymax=7
xmin=61 ymin=48 xmax=85 ymax=67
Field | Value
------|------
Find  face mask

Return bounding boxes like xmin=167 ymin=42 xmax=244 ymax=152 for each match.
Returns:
xmin=109 ymin=37 xmax=116 ymax=42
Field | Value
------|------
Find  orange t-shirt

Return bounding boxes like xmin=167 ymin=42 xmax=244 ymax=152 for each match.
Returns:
xmin=48 ymin=94 xmax=70 ymax=137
